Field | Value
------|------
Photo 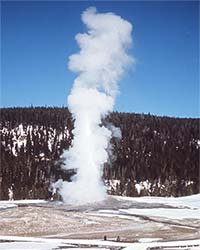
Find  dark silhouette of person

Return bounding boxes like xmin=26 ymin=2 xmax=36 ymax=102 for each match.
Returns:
xmin=116 ymin=236 xmax=120 ymax=242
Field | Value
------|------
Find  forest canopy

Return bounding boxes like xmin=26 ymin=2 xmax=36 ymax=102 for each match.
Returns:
xmin=0 ymin=107 xmax=199 ymax=200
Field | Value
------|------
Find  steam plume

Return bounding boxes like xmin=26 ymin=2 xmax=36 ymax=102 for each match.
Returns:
xmin=59 ymin=7 xmax=133 ymax=204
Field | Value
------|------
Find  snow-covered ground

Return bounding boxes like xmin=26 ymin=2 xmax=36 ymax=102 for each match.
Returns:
xmin=115 ymin=194 xmax=200 ymax=209
xmin=95 ymin=194 xmax=200 ymax=220
xmin=0 ymin=199 xmax=47 ymax=205
xmin=0 ymin=235 xmax=199 ymax=250
xmin=0 ymin=199 xmax=47 ymax=210
xmin=0 ymin=195 xmax=199 ymax=250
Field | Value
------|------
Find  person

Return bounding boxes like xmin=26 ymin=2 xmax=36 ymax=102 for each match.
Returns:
xmin=104 ymin=235 xmax=107 ymax=241
xmin=116 ymin=236 xmax=120 ymax=242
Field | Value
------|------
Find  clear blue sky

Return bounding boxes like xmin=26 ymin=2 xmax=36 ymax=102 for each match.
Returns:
xmin=1 ymin=1 xmax=199 ymax=118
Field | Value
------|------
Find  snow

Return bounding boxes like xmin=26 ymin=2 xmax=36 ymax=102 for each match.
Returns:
xmin=96 ymin=207 xmax=199 ymax=220
xmin=0 ymin=241 xmax=109 ymax=250
xmin=94 ymin=194 xmax=200 ymax=220
xmin=138 ymin=238 xmax=162 ymax=243
xmin=0 ymin=195 xmax=199 ymax=249
xmin=64 ymin=248 xmax=108 ymax=250
xmin=105 ymin=179 xmax=120 ymax=193
xmin=0 ymin=236 xmax=199 ymax=250
xmin=120 ymin=207 xmax=200 ymax=219
xmin=0 ymin=236 xmax=132 ymax=247
xmin=135 ymin=181 xmax=151 ymax=195
xmin=0 ymin=124 xmax=70 ymax=157
xmin=125 ymin=239 xmax=200 ymax=250
xmin=0 ymin=199 xmax=47 ymax=210
xmin=0 ymin=241 xmax=66 ymax=250
xmin=83 ymin=219 xmax=98 ymax=225
xmin=0 ymin=203 xmax=17 ymax=210
xmin=115 ymin=194 xmax=200 ymax=209
xmin=0 ymin=199 xmax=47 ymax=205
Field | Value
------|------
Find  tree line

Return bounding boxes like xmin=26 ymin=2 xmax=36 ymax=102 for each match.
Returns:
xmin=0 ymin=107 xmax=199 ymax=200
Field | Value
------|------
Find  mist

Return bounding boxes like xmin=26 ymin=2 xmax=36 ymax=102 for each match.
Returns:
xmin=59 ymin=7 xmax=133 ymax=204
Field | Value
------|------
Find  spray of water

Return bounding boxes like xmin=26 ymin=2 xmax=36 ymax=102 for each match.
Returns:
xmin=59 ymin=7 xmax=133 ymax=204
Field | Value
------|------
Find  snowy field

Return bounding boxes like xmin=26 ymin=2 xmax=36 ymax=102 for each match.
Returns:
xmin=0 ymin=236 xmax=199 ymax=250
xmin=0 ymin=195 xmax=199 ymax=250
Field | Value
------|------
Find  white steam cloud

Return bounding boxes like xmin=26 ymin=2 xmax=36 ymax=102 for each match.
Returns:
xmin=59 ymin=7 xmax=133 ymax=204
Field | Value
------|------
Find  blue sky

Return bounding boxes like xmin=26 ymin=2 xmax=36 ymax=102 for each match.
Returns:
xmin=1 ymin=1 xmax=199 ymax=118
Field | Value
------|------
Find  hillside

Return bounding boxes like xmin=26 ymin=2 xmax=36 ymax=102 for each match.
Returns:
xmin=0 ymin=107 xmax=199 ymax=200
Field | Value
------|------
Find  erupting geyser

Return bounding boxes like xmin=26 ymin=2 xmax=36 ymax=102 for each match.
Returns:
xmin=59 ymin=7 xmax=134 ymax=204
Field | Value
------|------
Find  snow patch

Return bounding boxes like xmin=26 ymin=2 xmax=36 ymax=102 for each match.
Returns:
xmin=115 ymin=194 xmax=200 ymax=209
xmin=120 ymin=207 xmax=200 ymax=220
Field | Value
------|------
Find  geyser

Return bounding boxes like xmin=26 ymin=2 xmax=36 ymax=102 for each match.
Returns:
xmin=59 ymin=7 xmax=133 ymax=204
